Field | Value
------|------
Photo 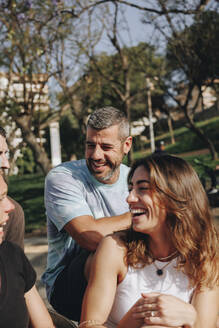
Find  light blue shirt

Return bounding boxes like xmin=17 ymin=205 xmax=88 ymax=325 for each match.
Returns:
xmin=41 ymin=159 xmax=130 ymax=300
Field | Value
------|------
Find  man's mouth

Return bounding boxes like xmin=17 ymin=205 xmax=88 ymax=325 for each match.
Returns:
xmin=92 ymin=162 xmax=106 ymax=167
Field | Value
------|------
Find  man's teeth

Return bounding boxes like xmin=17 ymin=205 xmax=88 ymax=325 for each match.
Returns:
xmin=93 ymin=162 xmax=105 ymax=167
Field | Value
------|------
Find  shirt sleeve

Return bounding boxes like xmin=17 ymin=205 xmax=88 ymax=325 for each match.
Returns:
xmin=11 ymin=243 xmax=36 ymax=293
xmin=4 ymin=197 xmax=25 ymax=249
xmin=45 ymin=167 xmax=93 ymax=231
xmin=21 ymin=251 xmax=37 ymax=293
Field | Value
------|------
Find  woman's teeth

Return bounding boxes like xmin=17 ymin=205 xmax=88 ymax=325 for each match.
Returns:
xmin=131 ymin=209 xmax=147 ymax=216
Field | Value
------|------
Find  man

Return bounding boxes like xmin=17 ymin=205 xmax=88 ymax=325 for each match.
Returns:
xmin=154 ymin=140 xmax=167 ymax=155
xmin=42 ymin=106 xmax=132 ymax=321
xmin=0 ymin=127 xmax=25 ymax=248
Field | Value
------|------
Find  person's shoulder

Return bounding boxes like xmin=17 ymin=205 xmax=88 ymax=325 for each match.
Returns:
xmin=7 ymin=196 xmax=24 ymax=214
xmin=1 ymin=241 xmax=24 ymax=257
xmin=99 ymin=232 xmax=127 ymax=255
xmin=46 ymin=159 xmax=87 ymax=180
xmin=120 ymin=163 xmax=130 ymax=177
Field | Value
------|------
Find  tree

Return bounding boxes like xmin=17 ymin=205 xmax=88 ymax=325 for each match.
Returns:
xmin=164 ymin=9 xmax=219 ymax=159
xmin=85 ymin=0 xmax=219 ymax=158
xmin=0 ymin=0 xmax=80 ymax=174
xmin=118 ymin=0 xmax=219 ymax=159
xmin=65 ymin=0 xmax=167 ymax=161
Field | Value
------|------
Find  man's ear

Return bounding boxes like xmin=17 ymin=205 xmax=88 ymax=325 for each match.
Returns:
xmin=123 ymin=136 xmax=132 ymax=155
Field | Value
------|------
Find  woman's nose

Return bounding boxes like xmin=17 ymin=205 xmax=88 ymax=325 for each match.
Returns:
xmin=126 ymin=189 xmax=138 ymax=204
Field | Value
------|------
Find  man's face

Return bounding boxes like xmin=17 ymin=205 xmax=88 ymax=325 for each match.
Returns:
xmin=85 ymin=125 xmax=132 ymax=184
xmin=0 ymin=175 xmax=14 ymax=243
xmin=0 ymin=135 xmax=10 ymax=169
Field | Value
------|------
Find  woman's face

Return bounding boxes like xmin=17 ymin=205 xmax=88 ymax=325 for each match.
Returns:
xmin=127 ymin=165 xmax=167 ymax=235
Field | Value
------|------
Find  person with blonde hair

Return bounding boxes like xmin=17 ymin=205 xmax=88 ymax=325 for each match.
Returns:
xmin=80 ymin=154 xmax=219 ymax=328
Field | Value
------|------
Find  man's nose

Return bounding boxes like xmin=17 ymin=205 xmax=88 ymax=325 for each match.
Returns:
xmin=0 ymin=154 xmax=10 ymax=169
xmin=5 ymin=197 xmax=15 ymax=214
xmin=91 ymin=145 xmax=103 ymax=160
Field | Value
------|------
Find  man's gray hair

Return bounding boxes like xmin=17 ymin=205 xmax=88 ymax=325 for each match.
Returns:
xmin=87 ymin=106 xmax=129 ymax=140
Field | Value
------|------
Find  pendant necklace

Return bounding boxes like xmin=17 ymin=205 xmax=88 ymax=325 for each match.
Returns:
xmin=150 ymin=250 xmax=178 ymax=276
xmin=152 ymin=260 xmax=173 ymax=276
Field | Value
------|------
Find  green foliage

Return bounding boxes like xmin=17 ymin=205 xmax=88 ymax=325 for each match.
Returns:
xmin=8 ymin=174 xmax=46 ymax=233
xmin=16 ymin=147 xmax=37 ymax=175
xmin=60 ymin=111 xmax=86 ymax=161
xmin=138 ymin=116 xmax=219 ymax=155
xmin=166 ymin=11 xmax=219 ymax=85
xmin=81 ymin=43 xmax=166 ymax=120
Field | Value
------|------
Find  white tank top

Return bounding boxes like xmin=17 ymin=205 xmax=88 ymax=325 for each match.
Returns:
xmin=106 ymin=258 xmax=194 ymax=328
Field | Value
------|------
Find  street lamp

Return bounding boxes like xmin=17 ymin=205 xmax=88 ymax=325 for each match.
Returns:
xmin=146 ymin=77 xmax=155 ymax=153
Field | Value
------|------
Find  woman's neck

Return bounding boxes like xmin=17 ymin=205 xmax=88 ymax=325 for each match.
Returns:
xmin=148 ymin=230 xmax=176 ymax=260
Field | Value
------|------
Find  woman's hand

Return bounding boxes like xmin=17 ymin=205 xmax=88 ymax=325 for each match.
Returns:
xmin=131 ymin=292 xmax=196 ymax=327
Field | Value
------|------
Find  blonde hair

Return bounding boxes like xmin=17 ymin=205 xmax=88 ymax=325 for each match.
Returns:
xmin=122 ymin=155 xmax=219 ymax=290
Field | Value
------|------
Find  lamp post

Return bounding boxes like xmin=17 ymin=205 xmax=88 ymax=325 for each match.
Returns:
xmin=146 ymin=77 xmax=155 ymax=153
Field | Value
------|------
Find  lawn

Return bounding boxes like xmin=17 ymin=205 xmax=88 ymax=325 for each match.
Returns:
xmin=8 ymin=174 xmax=46 ymax=233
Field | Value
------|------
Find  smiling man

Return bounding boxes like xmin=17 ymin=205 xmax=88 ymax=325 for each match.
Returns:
xmin=42 ymin=107 xmax=132 ymax=321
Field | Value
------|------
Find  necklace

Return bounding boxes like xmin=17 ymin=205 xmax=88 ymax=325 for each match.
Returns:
xmin=156 ymin=250 xmax=178 ymax=262
xmin=152 ymin=260 xmax=174 ymax=276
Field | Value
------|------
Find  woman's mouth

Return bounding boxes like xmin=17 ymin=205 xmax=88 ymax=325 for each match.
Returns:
xmin=131 ymin=208 xmax=148 ymax=217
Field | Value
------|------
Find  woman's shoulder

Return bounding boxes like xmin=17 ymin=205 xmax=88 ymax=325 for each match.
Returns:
xmin=96 ymin=232 xmax=127 ymax=265
xmin=95 ymin=233 xmax=128 ymax=280
xmin=101 ymin=231 xmax=127 ymax=252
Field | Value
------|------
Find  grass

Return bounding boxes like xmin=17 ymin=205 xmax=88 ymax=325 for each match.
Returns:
xmin=8 ymin=116 xmax=219 ymax=233
xmin=141 ymin=116 xmax=219 ymax=155
xmin=8 ymin=174 xmax=46 ymax=233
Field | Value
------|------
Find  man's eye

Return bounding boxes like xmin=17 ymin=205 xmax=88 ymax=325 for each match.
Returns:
xmin=102 ymin=146 xmax=112 ymax=151
xmin=87 ymin=144 xmax=95 ymax=148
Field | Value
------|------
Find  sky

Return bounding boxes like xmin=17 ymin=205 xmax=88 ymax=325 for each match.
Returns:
xmin=95 ymin=4 xmax=152 ymax=54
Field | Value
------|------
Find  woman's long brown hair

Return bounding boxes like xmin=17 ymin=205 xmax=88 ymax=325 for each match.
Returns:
xmin=121 ymin=155 xmax=219 ymax=290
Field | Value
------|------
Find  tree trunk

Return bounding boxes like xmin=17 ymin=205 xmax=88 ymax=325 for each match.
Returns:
xmin=185 ymin=113 xmax=218 ymax=160
xmin=15 ymin=115 xmax=52 ymax=175
xmin=167 ymin=115 xmax=175 ymax=144
xmin=123 ymin=55 xmax=133 ymax=166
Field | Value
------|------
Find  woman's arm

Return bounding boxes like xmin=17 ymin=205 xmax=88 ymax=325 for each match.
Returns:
xmin=80 ymin=235 xmax=126 ymax=327
xmin=191 ymin=286 xmax=219 ymax=328
xmin=25 ymin=285 xmax=55 ymax=328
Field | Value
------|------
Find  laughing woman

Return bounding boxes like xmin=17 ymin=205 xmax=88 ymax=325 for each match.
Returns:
xmin=80 ymin=155 xmax=219 ymax=328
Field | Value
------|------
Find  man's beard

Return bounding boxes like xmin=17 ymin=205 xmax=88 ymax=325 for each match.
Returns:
xmin=86 ymin=159 xmax=120 ymax=183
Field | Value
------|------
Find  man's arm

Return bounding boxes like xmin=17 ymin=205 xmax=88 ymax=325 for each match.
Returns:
xmin=45 ymin=165 xmax=131 ymax=251
xmin=64 ymin=212 xmax=131 ymax=251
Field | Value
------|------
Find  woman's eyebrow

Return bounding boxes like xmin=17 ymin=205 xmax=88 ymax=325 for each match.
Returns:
xmin=137 ymin=179 xmax=150 ymax=184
